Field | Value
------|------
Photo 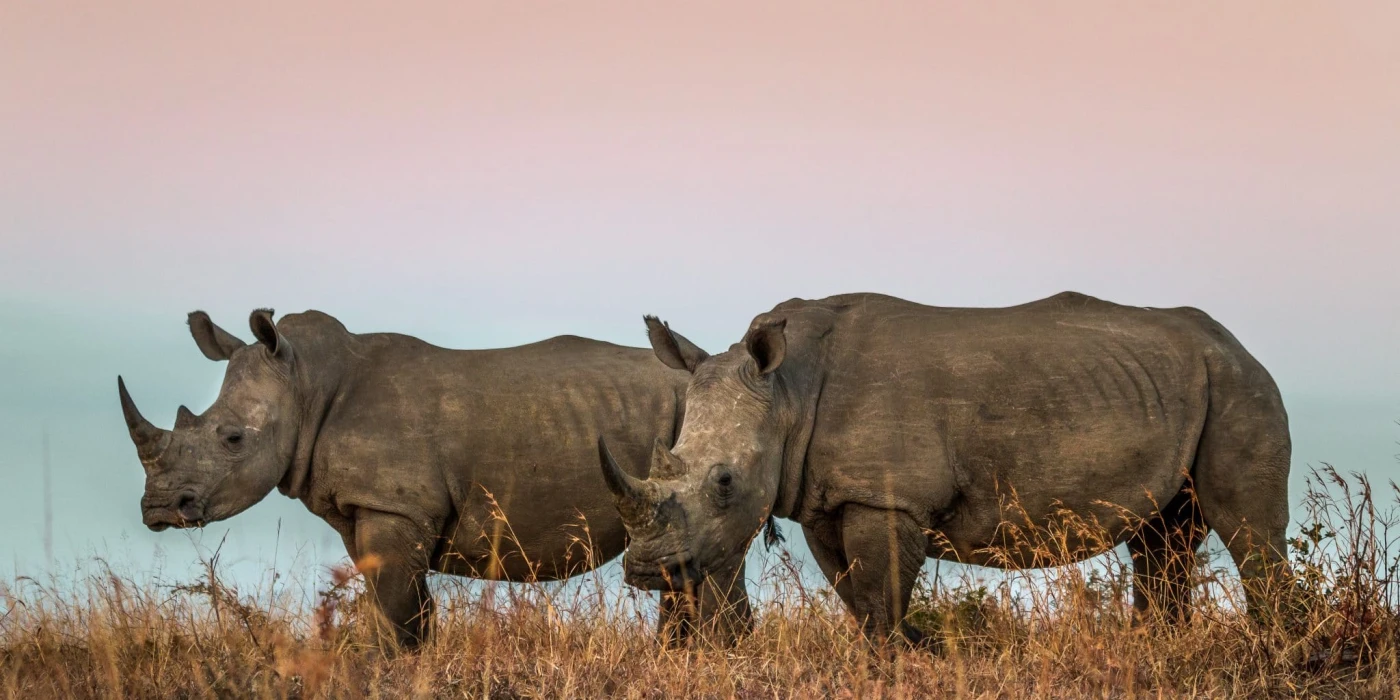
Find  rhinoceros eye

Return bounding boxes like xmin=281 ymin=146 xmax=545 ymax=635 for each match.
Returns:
xmin=218 ymin=426 xmax=245 ymax=450
xmin=712 ymin=467 xmax=734 ymax=506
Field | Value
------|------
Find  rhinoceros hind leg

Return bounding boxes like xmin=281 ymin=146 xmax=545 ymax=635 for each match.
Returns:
xmin=1126 ymin=484 xmax=1207 ymax=625
xmin=1192 ymin=409 xmax=1293 ymax=624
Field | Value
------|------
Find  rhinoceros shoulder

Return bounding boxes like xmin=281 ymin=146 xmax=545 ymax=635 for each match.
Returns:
xmin=769 ymin=293 xmax=931 ymax=321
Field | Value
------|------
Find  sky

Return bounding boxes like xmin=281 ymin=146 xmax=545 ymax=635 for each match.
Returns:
xmin=2 ymin=2 xmax=1397 ymax=590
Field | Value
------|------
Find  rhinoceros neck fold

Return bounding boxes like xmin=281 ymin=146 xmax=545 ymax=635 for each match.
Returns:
xmin=771 ymin=371 xmax=820 ymax=521
xmin=275 ymin=315 xmax=351 ymax=500
xmin=766 ymin=309 xmax=834 ymax=522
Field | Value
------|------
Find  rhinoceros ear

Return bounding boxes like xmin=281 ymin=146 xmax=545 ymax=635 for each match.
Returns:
xmin=645 ymin=315 xmax=708 ymax=373
xmin=188 ymin=311 xmax=247 ymax=361
xmin=743 ymin=315 xmax=786 ymax=376
xmin=249 ymin=308 xmax=290 ymax=360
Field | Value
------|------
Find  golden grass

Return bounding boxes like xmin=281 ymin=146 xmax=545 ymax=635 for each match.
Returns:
xmin=3 ymin=466 xmax=1398 ymax=699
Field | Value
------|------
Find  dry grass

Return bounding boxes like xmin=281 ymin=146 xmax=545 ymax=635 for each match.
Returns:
xmin=3 ymin=467 xmax=1398 ymax=699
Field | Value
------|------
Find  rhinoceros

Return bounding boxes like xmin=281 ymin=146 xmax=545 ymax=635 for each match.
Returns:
xmin=599 ymin=292 xmax=1292 ymax=643
xmin=118 ymin=309 xmax=752 ymax=649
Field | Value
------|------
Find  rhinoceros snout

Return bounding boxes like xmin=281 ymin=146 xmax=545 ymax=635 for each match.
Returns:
xmin=142 ymin=491 xmax=205 ymax=531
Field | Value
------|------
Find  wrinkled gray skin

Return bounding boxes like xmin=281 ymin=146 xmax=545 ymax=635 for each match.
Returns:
xmin=119 ymin=309 xmax=752 ymax=650
xmin=602 ymin=292 xmax=1292 ymax=645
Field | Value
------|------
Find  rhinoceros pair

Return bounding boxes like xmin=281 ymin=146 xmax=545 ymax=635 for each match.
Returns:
xmin=120 ymin=292 xmax=1292 ymax=650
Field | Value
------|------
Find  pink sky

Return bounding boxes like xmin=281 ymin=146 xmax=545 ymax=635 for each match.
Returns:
xmin=3 ymin=1 xmax=1398 ymax=387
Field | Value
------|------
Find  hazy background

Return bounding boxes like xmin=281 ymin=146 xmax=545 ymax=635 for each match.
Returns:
xmin=2 ymin=2 xmax=1397 ymax=591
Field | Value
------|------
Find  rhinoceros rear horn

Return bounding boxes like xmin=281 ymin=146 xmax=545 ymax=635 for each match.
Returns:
xmin=598 ymin=437 xmax=653 ymax=517
xmin=174 ymin=405 xmax=198 ymax=431
xmin=650 ymin=437 xmax=687 ymax=478
xmin=118 ymin=376 xmax=169 ymax=460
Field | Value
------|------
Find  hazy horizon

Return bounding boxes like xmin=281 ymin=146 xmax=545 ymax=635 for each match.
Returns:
xmin=3 ymin=2 xmax=1397 ymax=588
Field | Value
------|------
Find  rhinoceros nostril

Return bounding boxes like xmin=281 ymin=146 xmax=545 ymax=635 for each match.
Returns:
xmin=175 ymin=492 xmax=202 ymax=522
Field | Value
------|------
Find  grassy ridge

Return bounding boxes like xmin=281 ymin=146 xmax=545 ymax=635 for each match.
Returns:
xmin=3 ymin=467 xmax=1398 ymax=699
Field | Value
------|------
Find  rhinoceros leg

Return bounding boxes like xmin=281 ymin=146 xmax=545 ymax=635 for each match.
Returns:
xmin=841 ymin=503 xmax=928 ymax=647
xmin=1191 ymin=398 xmax=1294 ymax=624
xmin=1198 ymin=489 xmax=1293 ymax=623
xmin=656 ymin=562 xmax=752 ymax=648
xmin=1126 ymin=485 xmax=1207 ymax=624
xmin=354 ymin=511 xmax=435 ymax=651
xmin=801 ymin=520 xmax=858 ymax=611
xmin=805 ymin=520 xmax=930 ymax=648
xmin=658 ymin=591 xmax=693 ymax=648
xmin=696 ymin=561 xmax=753 ymax=645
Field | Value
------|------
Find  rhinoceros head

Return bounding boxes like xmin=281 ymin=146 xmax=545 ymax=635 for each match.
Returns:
xmin=599 ymin=315 xmax=788 ymax=591
xmin=118 ymin=309 xmax=299 ymax=531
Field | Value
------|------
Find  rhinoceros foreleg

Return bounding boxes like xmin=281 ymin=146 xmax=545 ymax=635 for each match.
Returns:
xmin=656 ymin=562 xmax=752 ymax=648
xmin=658 ymin=590 xmax=693 ymax=648
xmin=1126 ymin=486 xmax=1207 ymax=624
xmin=696 ymin=560 xmax=753 ymax=645
xmin=840 ymin=503 xmax=928 ymax=647
xmin=354 ymin=511 xmax=435 ymax=651
xmin=801 ymin=520 xmax=858 ymax=611
xmin=805 ymin=520 xmax=931 ymax=648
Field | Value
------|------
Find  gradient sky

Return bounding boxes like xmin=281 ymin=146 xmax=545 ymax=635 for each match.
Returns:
xmin=2 ymin=2 xmax=1397 ymax=586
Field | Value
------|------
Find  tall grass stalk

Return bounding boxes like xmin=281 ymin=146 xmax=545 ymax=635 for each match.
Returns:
xmin=3 ymin=467 xmax=1396 ymax=698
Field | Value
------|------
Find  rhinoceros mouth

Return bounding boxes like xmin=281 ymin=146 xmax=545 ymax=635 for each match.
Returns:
xmin=143 ymin=511 xmax=207 ymax=532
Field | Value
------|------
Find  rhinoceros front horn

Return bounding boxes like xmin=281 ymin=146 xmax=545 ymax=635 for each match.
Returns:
xmin=118 ymin=376 xmax=169 ymax=460
xmin=598 ymin=437 xmax=652 ymax=516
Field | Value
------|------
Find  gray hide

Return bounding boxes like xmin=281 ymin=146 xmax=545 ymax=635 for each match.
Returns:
xmin=601 ymin=292 xmax=1291 ymax=644
xmin=119 ymin=309 xmax=751 ymax=649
